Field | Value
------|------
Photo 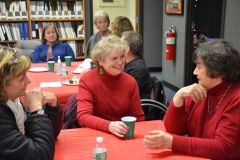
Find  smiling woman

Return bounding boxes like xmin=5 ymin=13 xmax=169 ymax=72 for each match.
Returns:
xmin=75 ymin=35 xmax=145 ymax=137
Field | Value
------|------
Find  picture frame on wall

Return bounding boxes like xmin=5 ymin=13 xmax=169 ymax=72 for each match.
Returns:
xmin=99 ymin=0 xmax=125 ymax=7
xmin=165 ymin=0 xmax=183 ymax=15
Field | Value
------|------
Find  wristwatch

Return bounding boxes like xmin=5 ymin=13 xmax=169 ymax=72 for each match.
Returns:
xmin=30 ymin=108 xmax=45 ymax=116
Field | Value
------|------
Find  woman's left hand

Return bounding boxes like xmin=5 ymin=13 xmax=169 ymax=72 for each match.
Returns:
xmin=143 ymin=130 xmax=173 ymax=149
xmin=42 ymin=91 xmax=57 ymax=106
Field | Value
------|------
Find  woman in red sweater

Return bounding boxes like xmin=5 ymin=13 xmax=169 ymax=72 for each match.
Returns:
xmin=143 ymin=39 xmax=240 ymax=160
xmin=76 ymin=35 xmax=145 ymax=137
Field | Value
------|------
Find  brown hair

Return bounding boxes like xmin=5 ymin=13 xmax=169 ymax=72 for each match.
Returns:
xmin=111 ymin=16 xmax=134 ymax=37
xmin=41 ymin=23 xmax=60 ymax=44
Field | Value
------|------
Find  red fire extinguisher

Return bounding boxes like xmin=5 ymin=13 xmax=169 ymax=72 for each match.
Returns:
xmin=166 ymin=27 xmax=176 ymax=60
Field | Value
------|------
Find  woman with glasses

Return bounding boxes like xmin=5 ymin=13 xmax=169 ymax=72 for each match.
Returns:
xmin=76 ymin=35 xmax=144 ymax=137
xmin=0 ymin=47 xmax=63 ymax=159
xmin=86 ymin=10 xmax=111 ymax=58
xmin=32 ymin=23 xmax=75 ymax=63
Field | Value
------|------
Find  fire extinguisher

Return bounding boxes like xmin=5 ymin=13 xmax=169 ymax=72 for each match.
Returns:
xmin=166 ymin=26 xmax=176 ymax=60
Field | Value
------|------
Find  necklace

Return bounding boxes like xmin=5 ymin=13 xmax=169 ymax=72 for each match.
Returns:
xmin=207 ymin=83 xmax=233 ymax=114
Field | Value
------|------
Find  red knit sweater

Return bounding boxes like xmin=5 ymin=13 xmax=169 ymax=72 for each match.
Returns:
xmin=76 ymin=68 xmax=145 ymax=132
xmin=164 ymin=81 xmax=240 ymax=160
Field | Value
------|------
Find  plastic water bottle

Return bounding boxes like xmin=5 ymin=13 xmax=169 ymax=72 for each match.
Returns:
xmin=93 ymin=137 xmax=107 ymax=160
xmin=61 ymin=64 xmax=68 ymax=78
xmin=56 ymin=56 xmax=62 ymax=75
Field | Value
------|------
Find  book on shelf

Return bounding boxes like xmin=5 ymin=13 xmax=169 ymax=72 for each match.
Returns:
xmin=80 ymin=41 xmax=84 ymax=56
xmin=35 ymin=22 xmax=39 ymax=39
xmin=18 ymin=22 xmax=25 ymax=40
xmin=6 ymin=12 xmax=14 ymax=20
xmin=21 ymin=11 xmax=28 ymax=20
xmin=1 ymin=24 xmax=8 ymax=40
xmin=9 ymin=23 xmax=16 ymax=40
xmin=5 ymin=24 xmax=13 ymax=40
xmin=14 ymin=11 xmax=21 ymax=20
xmin=31 ymin=22 xmax=37 ymax=39
xmin=23 ymin=22 xmax=29 ymax=40
xmin=0 ymin=24 xmax=5 ymax=41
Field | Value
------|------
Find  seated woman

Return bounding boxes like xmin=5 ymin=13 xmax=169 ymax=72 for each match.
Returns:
xmin=143 ymin=39 xmax=240 ymax=160
xmin=86 ymin=10 xmax=111 ymax=58
xmin=111 ymin=16 xmax=134 ymax=37
xmin=76 ymin=35 xmax=145 ymax=137
xmin=0 ymin=47 xmax=63 ymax=159
xmin=32 ymin=23 xmax=75 ymax=63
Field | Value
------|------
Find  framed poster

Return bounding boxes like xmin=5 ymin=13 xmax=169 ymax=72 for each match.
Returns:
xmin=99 ymin=0 xmax=125 ymax=7
xmin=165 ymin=0 xmax=183 ymax=15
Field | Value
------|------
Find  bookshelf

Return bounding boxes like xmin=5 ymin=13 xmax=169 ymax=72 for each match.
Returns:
xmin=0 ymin=0 xmax=86 ymax=60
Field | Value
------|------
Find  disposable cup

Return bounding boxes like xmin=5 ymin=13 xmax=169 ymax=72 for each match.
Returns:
xmin=65 ymin=56 xmax=72 ymax=66
xmin=47 ymin=61 xmax=55 ymax=72
xmin=121 ymin=116 xmax=137 ymax=138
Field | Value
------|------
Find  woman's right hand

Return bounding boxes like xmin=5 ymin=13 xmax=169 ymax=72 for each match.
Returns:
xmin=173 ymin=83 xmax=207 ymax=107
xmin=108 ymin=121 xmax=129 ymax=137
xmin=22 ymin=87 xmax=43 ymax=112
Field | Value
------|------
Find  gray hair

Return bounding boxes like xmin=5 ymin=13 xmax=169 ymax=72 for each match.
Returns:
xmin=121 ymin=30 xmax=143 ymax=57
xmin=94 ymin=10 xmax=110 ymax=26
xmin=192 ymin=39 xmax=240 ymax=82
xmin=91 ymin=35 xmax=128 ymax=67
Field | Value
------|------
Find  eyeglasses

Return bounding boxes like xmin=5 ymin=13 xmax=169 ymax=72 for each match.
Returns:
xmin=3 ymin=47 xmax=21 ymax=67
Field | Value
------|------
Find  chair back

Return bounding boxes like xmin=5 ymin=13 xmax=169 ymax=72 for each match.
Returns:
xmin=141 ymin=76 xmax=169 ymax=120
xmin=16 ymin=40 xmax=41 ymax=59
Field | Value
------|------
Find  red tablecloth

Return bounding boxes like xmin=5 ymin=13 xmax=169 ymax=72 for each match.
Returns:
xmin=54 ymin=120 xmax=209 ymax=160
xmin=26 ymin=62 xmax=81 ymax=110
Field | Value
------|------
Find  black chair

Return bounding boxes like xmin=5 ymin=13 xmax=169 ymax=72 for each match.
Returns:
xmin=141 ymin=99 xmax=168 ymax=120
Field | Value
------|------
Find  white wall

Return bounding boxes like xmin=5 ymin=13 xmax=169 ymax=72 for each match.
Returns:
xmin=92 ymin=0 xmax=135 ymax=33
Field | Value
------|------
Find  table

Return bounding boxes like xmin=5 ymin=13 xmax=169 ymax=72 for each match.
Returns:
xmin=54 ymin=120 xmax=209 ymax=160
xmin=27 ymin=62 xmax=81 ymax=110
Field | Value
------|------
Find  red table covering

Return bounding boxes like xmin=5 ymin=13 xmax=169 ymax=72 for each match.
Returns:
xmin=54 ymin=120 xmax=209 ymax=160
xmin=26 ymin=62 xmax=81 ymax=110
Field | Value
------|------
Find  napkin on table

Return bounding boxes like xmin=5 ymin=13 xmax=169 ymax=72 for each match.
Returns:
xmin=40 ymin=82 xmax=62 ymax=88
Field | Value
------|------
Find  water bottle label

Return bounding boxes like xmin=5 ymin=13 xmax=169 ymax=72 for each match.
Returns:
xmin=94 ymin=151 xmax=107 ymax=160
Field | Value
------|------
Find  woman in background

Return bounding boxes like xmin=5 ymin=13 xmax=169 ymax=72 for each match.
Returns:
xmin=32 ymin=23 xmax=75 ymax=63
xmin=76 ymin=35 xmax=144 ymax=137
xmin=0 ymin=47 xmax=62 ymax=159
xmin=86 ymin=10 xmax=111 ymax=58
xmin=111 ymin=16 xmax=134 ymax=37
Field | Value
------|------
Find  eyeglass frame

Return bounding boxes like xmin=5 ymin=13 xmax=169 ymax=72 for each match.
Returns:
xmin=3 ymin=47 xmax=22 ymax=67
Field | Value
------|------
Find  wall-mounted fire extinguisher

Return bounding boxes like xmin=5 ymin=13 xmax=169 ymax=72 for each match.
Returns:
xmin=166 ymin=26 xmax=176 ymax=60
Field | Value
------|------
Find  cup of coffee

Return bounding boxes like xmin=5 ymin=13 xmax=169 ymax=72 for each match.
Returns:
xmin=121 ymin=116 xmax=137 ymax=138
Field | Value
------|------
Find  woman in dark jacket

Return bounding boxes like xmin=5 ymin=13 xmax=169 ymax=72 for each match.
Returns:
xmin=0 ymin=46 xmax=62 ymax=160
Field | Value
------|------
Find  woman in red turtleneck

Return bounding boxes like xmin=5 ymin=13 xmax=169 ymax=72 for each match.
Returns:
xmin=143 ymin=39 xmax=240 ymax=160
xmin=76 ymin=35 xmax=144 ymax=137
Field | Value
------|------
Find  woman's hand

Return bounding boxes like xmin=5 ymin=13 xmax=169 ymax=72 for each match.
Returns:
xmin=173 ymin=83 xmax=207 ymax=107
xmin=22 ymin=87 xmax=43 ymax=112
xmin=42 ymin=91 xmax=57 ymax=106
xmin=108 ymin=121 xmax=129 ymax=137
xmin=143 ymin=130 xmax=173 ymax=149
